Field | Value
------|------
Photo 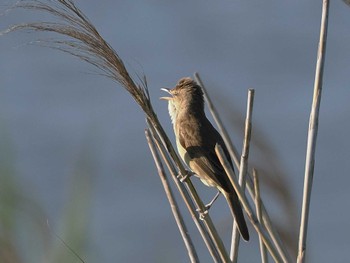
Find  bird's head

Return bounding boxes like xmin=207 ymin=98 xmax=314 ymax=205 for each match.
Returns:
xmin=160 ymin=77 xmax=204 ymax=122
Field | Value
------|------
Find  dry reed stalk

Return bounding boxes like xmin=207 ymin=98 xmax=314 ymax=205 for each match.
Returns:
xmin=215 ymin=144 xmax=283 ymax=262
xmin=148 ymin=124 xmax=231 ymax=262
xmin=254 ymin=169 xmax=268 ymax=263
xmin=230 ymin=89 xmax=254 ymax=262
xmin=145 ymin=129 xmax=199 ymax=263
xmin=147 ymin=123 xmax=221 ymax=262
xmin=297 ymin=0 xmax=329 ymax=262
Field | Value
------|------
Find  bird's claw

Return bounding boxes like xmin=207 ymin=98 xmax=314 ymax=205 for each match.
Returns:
xmin=178 ymin=170 xmax=194 ymax=182
xmin=204 ymin=203 xmax=212 ymax=210
xmin=196 ymin=207 xmax=209 ymax=220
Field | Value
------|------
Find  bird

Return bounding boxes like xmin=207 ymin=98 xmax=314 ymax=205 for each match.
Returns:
xmin=161 ymin=77 xmax=249 ymax=241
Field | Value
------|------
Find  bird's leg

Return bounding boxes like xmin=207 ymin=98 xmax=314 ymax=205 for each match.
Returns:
xmin=205 ymin=191 xmax=221 ymax=210
xmin=197 ymin=191 xmax=221 ymax=220
xmin=178 ymin=170 xmax=194 ymax=182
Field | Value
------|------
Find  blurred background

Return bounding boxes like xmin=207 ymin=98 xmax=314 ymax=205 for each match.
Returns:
xmin=1 ymin=0 xmax=349 ymax=262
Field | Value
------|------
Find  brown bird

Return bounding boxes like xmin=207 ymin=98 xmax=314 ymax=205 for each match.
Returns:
xmin=161 ymin=77 xmax=249 ymax=241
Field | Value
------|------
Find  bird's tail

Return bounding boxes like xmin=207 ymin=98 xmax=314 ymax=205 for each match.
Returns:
xmin=224 ymin=191 xmax=250 ymax=241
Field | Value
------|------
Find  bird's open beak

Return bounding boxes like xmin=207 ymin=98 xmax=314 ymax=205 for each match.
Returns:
xmin=160 ymin=88 xmax=173 ymax=100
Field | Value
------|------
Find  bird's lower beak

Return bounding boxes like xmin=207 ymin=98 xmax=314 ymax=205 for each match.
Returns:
xmin=160 ymin=88 xmax=173 ymax=100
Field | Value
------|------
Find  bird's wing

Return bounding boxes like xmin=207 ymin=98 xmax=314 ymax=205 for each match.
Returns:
xmin=177 ymin=116 xmax=233 ymax=193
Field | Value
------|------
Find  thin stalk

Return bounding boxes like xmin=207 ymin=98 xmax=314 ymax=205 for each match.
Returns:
xmin=148 ymin=122 xmax=230 ymax=262
xmin=297 ymin=0 xmax=329 ymax=262
xmin=195 ymin=72 xmax=292 ymax=263
xmin=230 ymin=89 xmax=255 ymax=262
xmin=247 ymin=172 xmax=291 ymax=263
xmin=215 ymin=144 xmax=282 ymax=263
xmin=145 ymin=129 xmax=199 ymax=263
xmin=254 ymin=169 xmax=268 ymax=263
xmin=183 ymin=183 xmax=231 ymax=263
xmin=147 ymin=123 xmax=221 ymax=262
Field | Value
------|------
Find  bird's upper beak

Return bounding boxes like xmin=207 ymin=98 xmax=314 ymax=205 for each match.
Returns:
xmin=160 ymin=88 xmax=173 ymax=100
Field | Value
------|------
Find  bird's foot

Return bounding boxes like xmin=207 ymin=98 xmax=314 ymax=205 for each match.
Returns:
xmin=196 ymin=207 xmax=209 ymax=220
xmin=178 ymin=170 xmax=194 ymax=182
xmin=205 ymin=191 xmax=221 ymax=209
xmin=204 ymin=203 xmax=213 ymax=211
xmin=196 ymin=192 xmax=221 ymax=220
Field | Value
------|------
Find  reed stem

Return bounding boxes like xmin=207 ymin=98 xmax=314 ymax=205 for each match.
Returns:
xmin=230 ymin=89 xmax=254 ymax=262
xmin=297 ymin=0 xmax=329 ymax=262
xmin=145 ymin=129 xmax=199 ymax=263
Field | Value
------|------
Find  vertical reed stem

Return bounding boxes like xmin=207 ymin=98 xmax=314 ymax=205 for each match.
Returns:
xmin=254 ymin=169 xmax=268 ymax=263
xmin=230 ymin=89 xmax=255 ymax=262
xmin=297 ymin=0 xmax=329 ymax=262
